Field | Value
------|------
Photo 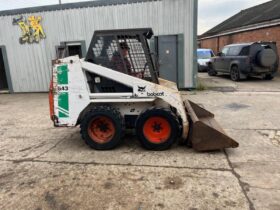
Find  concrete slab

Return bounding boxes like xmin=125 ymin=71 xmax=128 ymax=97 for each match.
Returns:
xmin=1 ymin=85 xmax=280 ymax=210
xmin=226 ymin=129 xmax=280 ymax=163
xmin=37 ymin=132 xmax=230 ymax=170
xmin=185 ymin=90 xmax=280 ymax=210
xmin=198 ymin=73 xmax=280 ymax=92
xmin=0 ymin=119 xmax=76 ymax=160
xmin=0 ymin=94 xmax=230 ymax=170
xmin=224 ymin=129 xmax=280 ymax=210
xmin=0 ymin=161 xmax=248 ymax=210
xmin=198 ymin=73 xmax=237 ymax=92
xmin=185 ymin=92 xmax=280 ymax=130
xmin=248 ymin=188 xmax=280 ymax=210
xmin=232 ymin=161 xmax=280 ymax=191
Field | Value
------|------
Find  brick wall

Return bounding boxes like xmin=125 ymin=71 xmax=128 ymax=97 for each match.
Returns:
xmin=200 ymin=25 xmax=280 ymax=55
xmin=199 ymin=38 xmax=219 ymax=52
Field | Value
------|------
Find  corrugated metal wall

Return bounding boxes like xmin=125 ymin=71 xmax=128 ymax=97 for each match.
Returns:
xmin=0 ymin=0 xmax=197 ymax=92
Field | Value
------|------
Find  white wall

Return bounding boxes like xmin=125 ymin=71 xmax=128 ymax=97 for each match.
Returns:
xmin=0 ymin=0 xmax=197 ymax=92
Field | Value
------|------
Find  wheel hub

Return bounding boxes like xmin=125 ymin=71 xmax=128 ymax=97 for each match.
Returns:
xmin=231 ymin=68 xmax=238 ymax=80
xmin=143 ymin=116 xmax=171 ymax=144
xmin=88 ymin=116 xmax=116 ymax=144
xmin=97 ymin=121 xmax=109 ymax=132
xmin=152 ymin=122 xmax=163 ymax=133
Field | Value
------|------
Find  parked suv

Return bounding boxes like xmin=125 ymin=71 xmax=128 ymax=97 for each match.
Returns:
xmin=208 ymin=42 xmax=279 ymax=81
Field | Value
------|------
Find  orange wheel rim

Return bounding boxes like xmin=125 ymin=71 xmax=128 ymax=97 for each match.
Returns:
xmin=143 ymin=116 xmax=171 ymax=144
xmin=88 ymin=116 xmax=116 ymax=144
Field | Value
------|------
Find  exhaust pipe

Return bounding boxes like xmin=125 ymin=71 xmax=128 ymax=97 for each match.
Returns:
xmin=185 ymin=100 xmax=239 ymax=152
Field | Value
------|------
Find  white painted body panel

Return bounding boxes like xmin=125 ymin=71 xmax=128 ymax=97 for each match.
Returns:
xmin=53 ymin=57 xmax=90 ymax=126
xmin=53 ymin=56 xmax=189 ymax=139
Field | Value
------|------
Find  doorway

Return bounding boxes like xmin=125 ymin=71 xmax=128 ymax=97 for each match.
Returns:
xmin=68 ymin=44 xmax=82 ymax=58
xmin=56 ymin=41 xmax=86 ymax=59
xmin=153 ymin=35 xmax=184 ymax=87
xmin=0 ymin=47 xmax=9 ymax=91
xmin=156 ymin=35 xmax=178 ymax=83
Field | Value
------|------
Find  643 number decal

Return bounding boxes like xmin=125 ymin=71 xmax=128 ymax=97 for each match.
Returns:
xmin=57 ymin=85 xmax=69 ymax=92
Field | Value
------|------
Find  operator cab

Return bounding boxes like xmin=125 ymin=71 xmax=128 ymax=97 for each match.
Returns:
xmin=85 ymin=28 xmax=158 ymax=84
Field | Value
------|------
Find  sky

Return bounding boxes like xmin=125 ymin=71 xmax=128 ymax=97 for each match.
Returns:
xmin=198 ymin=0 xmax=270 ymax=34
xmin=0 ymin=0 xmax=271 ymax=35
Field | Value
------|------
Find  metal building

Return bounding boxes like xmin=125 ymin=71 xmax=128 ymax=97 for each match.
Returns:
xmin=0 ymin=0 xmax=197 ymax=93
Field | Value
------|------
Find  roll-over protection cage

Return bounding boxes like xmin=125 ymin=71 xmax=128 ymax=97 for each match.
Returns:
xmin=85 ymin=28 xmax=159 ymax=84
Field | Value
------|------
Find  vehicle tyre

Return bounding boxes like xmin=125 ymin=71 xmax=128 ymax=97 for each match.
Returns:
xmin=198 ymin=64 xmax=202 ymax=72
xmin=80 ymin=105 xmax=123 ymax=150
xmin=136 ymin=107 xmax=179 ymax=150
xmin=207 ymin=63 xmax=217 ymax=76
xmin=264 ymin=74 xmax=274 ymax=80
xmin=230 ymin=66 xmax=240 ymax=81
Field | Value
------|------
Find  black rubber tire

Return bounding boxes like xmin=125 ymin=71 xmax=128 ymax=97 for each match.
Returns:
xmin=207 ymin=63 xmax=217 ymax=76
xmin=230 ymin=66 xmax=240 ymax=81
xmin=198 ymin=64 xmax=202 ymax=72
xmin=264 ymin=74 xmax=274 ymax=80
xmin=80 ymin=106 xmax=123 ymax=150
xmin=136 ymin=107 xmax=179 ymax=151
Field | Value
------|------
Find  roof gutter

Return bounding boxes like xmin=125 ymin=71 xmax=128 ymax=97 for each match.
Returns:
xmin=0 ymin=0 xmax=157 ymax=17
xmin=199 ymin=19 xmax=280 ymax=41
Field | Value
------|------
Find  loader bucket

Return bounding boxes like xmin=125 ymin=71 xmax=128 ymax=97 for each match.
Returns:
xmin=184 ymin=100 xmax=239 ymax=152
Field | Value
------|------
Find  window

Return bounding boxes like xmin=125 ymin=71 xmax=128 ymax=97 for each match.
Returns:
xmin=222 ymin=47 xmax=229 ymax=55
xmin=68 ymin=44 xmax=82 ymax=58
xmin=56 ymin=46 xmax=66 ymax=59
xmin=228 ymin=46 xmax=242 ymax=56
xmin=239 ymin=46 xmax=250 ymax=56
xmin=55 ymin=41 xmax=85 ymax=59
xmin=261 ymin=44 xmax=272 ymax=49
xmin=197 ymin=50 xmax=214 ymax=59
xmin=87 ymin=34 xmax=152 ymax=79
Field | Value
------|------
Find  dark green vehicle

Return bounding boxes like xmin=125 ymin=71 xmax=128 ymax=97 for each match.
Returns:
xmin=208 ymin=42 xmax=279 ymax=81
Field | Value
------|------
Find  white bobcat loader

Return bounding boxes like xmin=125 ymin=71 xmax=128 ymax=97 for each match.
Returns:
xmin=49 ymin=28 xmax=238 ymax=151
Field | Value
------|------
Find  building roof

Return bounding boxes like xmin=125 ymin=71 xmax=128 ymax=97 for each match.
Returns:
xmin=200 ymin=0 xmax=280 ymax=38
xmin=0 ymin=0 xmax=156 ymax=16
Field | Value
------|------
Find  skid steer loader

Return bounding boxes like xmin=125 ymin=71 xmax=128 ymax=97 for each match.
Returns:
xmin=49 ymin=28 xmax=238 ymax=151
